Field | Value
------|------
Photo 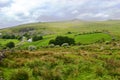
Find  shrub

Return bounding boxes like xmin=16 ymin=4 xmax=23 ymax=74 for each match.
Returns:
xmin=67 ymin=32 xmax=72 ymax=34
xmin=6 ymin=42 xmax=15 ymax=49
xmin=105 ymin=41 xmax=111 ymax=44
xmin=55 ymin=45 xmax=60 ymax=48
xmin=49 ymin=39 xmax=55 ymax=44
xmin=10 ymin=69 xmax=29 ymax=80
xmin=23 ymin=33 xmax=30 ymax=39
xmin=49 ymin=44 xmax=55 ymax=48
xmin=28 ymin=45 xmax=37 ymax=51
xmin=17 ymin=36 xmax=22 ymax=40
xmin=32 ymin=35 xmax=43 ymax=41
xmin=49 ymin=36 xmax=75 ymax=46
xmin=2 ymin=34 xmax=16 ymax=39
xmin=61 ymin=43 xmax=69 ymax=47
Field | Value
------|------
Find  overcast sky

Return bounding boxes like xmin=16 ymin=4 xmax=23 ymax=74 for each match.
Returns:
xmin=0 ymin=0 xmax=120 ymax=28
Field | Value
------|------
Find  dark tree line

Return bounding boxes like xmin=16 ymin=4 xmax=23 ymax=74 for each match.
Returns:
xmin=1 ymin=34 xmax=17 ymax=39
xmin=32 ymin=35 xmax=43 ymax=41
xmin=49 ymin=36 xmax=75 ymax=46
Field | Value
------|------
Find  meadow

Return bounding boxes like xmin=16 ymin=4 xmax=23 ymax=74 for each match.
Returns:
xmin=1 ymin=42 xmax=120 ymax=80
xmin=0 ymin=20 xmax=120 ymax=80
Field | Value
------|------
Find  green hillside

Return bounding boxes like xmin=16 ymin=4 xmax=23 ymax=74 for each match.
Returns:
xmin=0 ymin=20 xmax=120 ymax=48
xmin=1 ymin=20 xmax=120 ymax=36
xmin=1 ymin=20 xmax=120 ymax=80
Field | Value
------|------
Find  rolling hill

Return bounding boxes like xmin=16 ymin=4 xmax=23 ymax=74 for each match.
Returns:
xmin=1 ymin=20 xmax=120 ymax=80
xmin=1 ymin=20 xmax=120 ymax=36
xmin=0 ymin=20 xmax=120 ymax=48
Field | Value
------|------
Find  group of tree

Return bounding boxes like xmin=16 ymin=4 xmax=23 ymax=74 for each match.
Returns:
xmin=1 ymin=33 xmax=43 ymax=42
xmin=32 ymin=35 xmax=43 ymax=41
xmin=49 ymin=36 xmax=75 ymax=46
xmin=1 ymin=34 xmax=17 ymax=39
xmin=6 ymin=42 xmax=15 ymax=49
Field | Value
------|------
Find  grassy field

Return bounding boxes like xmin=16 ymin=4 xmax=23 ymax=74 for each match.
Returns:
xmin=15 ymin=32 xmax=112 ymax=49
xmin=1 ymin=41 xmax=120 ymax=80
xmin=0 ymin=20 xmax=120 ymax=80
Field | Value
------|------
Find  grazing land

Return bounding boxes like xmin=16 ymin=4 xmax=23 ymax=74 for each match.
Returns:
xmin=0 ymin=20 xmax=120 ymax=80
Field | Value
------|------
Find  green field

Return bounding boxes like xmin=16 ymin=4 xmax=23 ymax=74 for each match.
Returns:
xmin=13 ymin=32 xmax=112 ymax=49
xmin=0 ymin=20 xmax=120 ymax=48
xmin=1 ymin=43 xmax=120 ymax=80
xmin=0 ymin=20 xmax=120 ymax=80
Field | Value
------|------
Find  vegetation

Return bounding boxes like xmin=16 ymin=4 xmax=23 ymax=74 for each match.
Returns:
xmin=49 ymin=36 xmax=75 ymax=46
xmin=0 ymin=41 xmax=120 ymax=80
xmin=1 ymin=34 xmax=16 ymax=39
xmin=0 ymin=20 xmax=120 ymax=80
xmin=6 ymin=42 xmax=15 ymax=48
xmin=10 ymin=69 xmax=29 ymax=80
xmin=32 ymin=35 xmax=43 ymax=42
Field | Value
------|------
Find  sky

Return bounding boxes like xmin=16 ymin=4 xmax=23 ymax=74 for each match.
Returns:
xmin=0 ymin=0 xmax=120 ymax=28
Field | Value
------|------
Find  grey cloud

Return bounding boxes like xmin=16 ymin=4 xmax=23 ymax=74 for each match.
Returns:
xmin=0 ymin=0 xmax=120 ymax=28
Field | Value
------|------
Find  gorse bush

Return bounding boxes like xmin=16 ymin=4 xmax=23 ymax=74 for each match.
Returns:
xmin=6 ymin=42 xmax=15 ymax=49
xmin=49 ymin=36 xmax=75 ymax=46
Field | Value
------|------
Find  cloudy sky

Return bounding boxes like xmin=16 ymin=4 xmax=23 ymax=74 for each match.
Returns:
xmin=0 ymin=0 xmax=120 ymax=28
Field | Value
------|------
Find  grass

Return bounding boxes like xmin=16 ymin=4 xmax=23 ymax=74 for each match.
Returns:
xmin=0 ymin=39 xmax=19 ymax=49
xmin=19 ymin=32 xmax=112 ymax=49
xmin=0 ymin=39 xmax=19 ymax=45
xmin=1 ymin=20 xmax=120 ymax=36
xmin=0 ymin=32 xmax=112 ymax=49
xmin=1 ymin=42 xmax=120 ymax=80
xmin=0 ymin=20 xmax=120 ymax=80
xmin=74 ymin=33 xmax=112 ymax=44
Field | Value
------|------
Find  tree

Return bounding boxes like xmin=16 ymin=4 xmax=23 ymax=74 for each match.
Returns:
xmin=2 ymin=34 xmax=16 ymax=39
xmin=49 ymin=39 xmax=55 ymax=44
xmin=6 ymin=42 xmax=15 ymax=48
xmin=32 ymin=35 xmax=43 ymax=41
xmin=49 ymin=36 xmax=75 ymax=46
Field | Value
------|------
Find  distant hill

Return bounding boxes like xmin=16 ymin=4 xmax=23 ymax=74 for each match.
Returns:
xmin=0 ymin=20 xmax=120 ymax=36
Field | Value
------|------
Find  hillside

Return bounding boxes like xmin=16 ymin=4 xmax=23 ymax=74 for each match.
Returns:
xmin=1 ymin=20 xmax=120 ymax=80
xmin=1 ymin=20 xmax=120 ymax=36
xmin=0 ymin=20 xmax=120 ymax=48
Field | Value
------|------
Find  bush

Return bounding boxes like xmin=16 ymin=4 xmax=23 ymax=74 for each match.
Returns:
xmin=2 ymin=34 xmax=16 ymax=39
xmin=49 ymin=44 xmax=55 ymax=48
xmin=105 ymin=41 xmax=111 ymax=44
xmin=67 ymin=32 xmax=72 ymax=34
xmin=17 ymin=36 xmax=22 ymax=40
xmin=61 ymin=43 xmax=69 ymax=47
xmin=28 ymin=45 xmax=37 ymax=51
xmin=49 ymin=36 xmax=75 ymax=46
xmin=49 ymin=39 xmax=55 ymax=44
xmin=10 ymin=69 xmax=29 ymax=80
xmin=32 ymin=35 xmax=43 ymax=41
xmin=6 ymin=42 xmax=15 ymax=49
